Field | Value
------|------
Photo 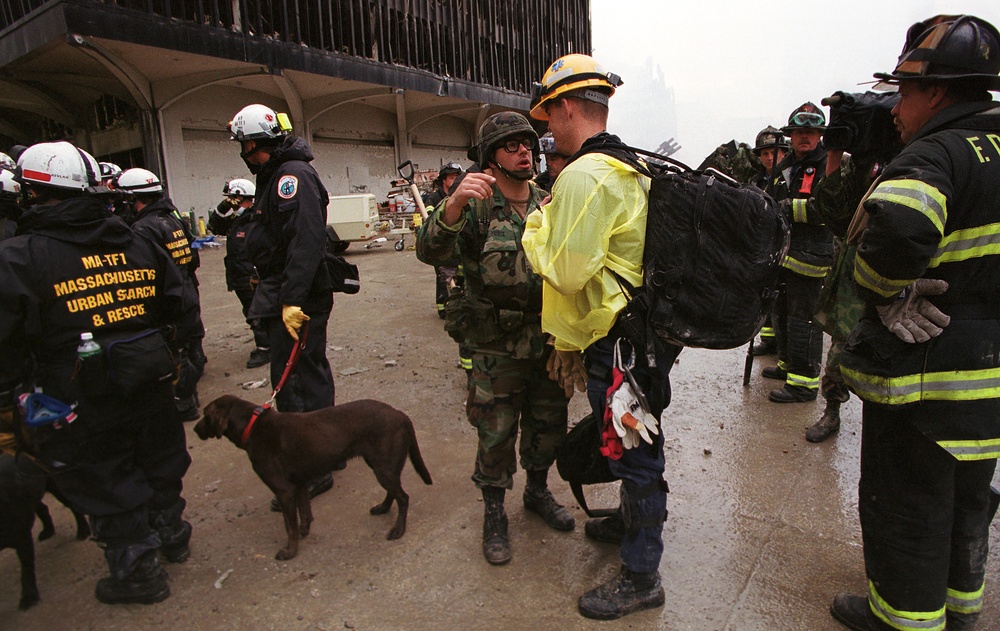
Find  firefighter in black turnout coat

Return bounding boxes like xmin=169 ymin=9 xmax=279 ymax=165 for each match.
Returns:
xmin=0 ymin=141 xmax=200 ymax=605
xmin=831 ymin=15 xmax=1000 ymax=631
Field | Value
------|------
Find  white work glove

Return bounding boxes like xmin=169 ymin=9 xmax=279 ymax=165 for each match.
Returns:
xmin=609 ymin=382 xmax=658 ymax=449
xmin=876 ymin=279 xmax=951 ymax=343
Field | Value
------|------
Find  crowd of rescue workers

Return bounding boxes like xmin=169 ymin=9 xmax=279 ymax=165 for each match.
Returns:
xmin=1 ymin=13 xmax=999 ymax=630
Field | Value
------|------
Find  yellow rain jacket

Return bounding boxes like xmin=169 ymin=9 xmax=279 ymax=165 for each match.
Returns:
xmin=522 ymin=152 xmax=649 ymax=351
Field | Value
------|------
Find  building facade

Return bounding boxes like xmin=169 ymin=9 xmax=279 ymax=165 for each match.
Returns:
xmin=0 ymin=0 xmax=590 ymax=216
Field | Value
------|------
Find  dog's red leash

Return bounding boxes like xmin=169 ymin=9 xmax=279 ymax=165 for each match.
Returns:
xmin=241 ymin=322 xmax=309 ymax=447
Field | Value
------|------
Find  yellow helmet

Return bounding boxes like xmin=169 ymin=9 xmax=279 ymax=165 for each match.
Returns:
xmin=529 ymin=54 xmax=623 ymax=121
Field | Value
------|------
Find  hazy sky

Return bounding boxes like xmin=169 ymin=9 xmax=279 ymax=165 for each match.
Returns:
xmin=590 ymin=1 xmax=1000 ymax=165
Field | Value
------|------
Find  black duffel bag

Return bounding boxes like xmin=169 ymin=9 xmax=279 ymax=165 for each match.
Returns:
xmin=555 ymin=413 xmax=619 ymax=518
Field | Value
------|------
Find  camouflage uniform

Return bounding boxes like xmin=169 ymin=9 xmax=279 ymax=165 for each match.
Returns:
xmin=416 ymin=183 xmax=568 ymax=489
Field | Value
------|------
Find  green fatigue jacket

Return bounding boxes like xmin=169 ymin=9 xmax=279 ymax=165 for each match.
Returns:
xmin=415 ymin=183 xmax=548 ymax=360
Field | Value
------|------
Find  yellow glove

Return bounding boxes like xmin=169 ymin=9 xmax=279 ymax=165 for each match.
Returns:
xmin=282 ymin=305 xmax=310 ymax=341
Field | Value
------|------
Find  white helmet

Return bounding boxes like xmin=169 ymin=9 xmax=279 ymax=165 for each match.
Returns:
xmin=99 ymin=162 xmax=122 ymax=181
xmin=16 ymin=141 xmax=95 ymax=191
xmin=0 ymin=152 xmax=14 ymax=171
xmin=0 ymin=168 xmax=20 ymax=196
xmin=223 ymin=178 xmax=256 ymax=197
xmin=115 ymin=168 xmax=163 ymax=194
xmin=228 ymin=104 xmax=292 ymax=141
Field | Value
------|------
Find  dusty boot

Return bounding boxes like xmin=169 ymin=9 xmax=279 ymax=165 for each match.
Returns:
xmin=806 ymin=399 xmax=841 ymax=443
xmin=946 ymin=611 xmax=979 ymax=630
xmin=481 ymin=486 xmax=511 ymax=565
xmin=829 ymin=594 xmax=879 ymax=630
xmin=523 ymin=469 xmax=575 ymax=531
xmin=578 ymin=565 xmax=665 ymax=620
xmin=95 ymin=550 xmax=170 ymax=605
xmin=584 ymin=512 xmax=626 ymax=544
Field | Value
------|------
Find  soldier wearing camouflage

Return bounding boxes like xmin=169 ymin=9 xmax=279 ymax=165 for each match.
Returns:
xmin=416 ymin=111 xmax=573 ymax=566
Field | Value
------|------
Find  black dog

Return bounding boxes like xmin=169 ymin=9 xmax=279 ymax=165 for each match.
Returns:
xmin=194 ymin=395 xmax=432 ymax=560
xmin=0 ymin=452 xmax=89 ymax=610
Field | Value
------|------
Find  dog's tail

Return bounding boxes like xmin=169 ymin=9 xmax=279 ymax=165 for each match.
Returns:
xmin=406 ymin=420 xmax=433 ymax=485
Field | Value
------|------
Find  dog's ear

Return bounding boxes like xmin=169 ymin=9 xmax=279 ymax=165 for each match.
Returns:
xmin=203 ymin=401 xmax=228 ymax=439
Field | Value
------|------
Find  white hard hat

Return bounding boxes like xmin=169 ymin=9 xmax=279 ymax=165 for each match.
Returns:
xmin=16 ymin=141 xmax=94 ymax=191
xmin=223 ymin=178 xmax=256 ymax=197
xmin=115 ymin=168 xmax=163 ymax=194
xmin=0 ymin=152 xmax=14 ymax=171
xmin=99 ymin=162 xmax=122 ymax=180
xmin=228 ymin=104 xmax=292 ymax=141
xmin=0 ymin=168 xmax=20 ymax=195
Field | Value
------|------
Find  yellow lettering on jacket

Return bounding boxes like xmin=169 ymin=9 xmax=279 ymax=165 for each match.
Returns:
xmin=967 ymin=136 xmax=990 ymax=163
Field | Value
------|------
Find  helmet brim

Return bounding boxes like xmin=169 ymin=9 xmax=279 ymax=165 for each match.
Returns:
xmin=872 ymin=70 xmax=1000 ymax=91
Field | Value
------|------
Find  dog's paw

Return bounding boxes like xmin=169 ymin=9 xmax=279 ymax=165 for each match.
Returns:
xmin=275 ymin=548 xmax=297 ymax=561
xmin=386 ymin=526 xmax=405 ymax=540
xmin=18 ymin=591 xmax=40 ymax=610
xmin=299 ymin=523 xmax=311 ymax=537
xmin=369 ymin=503 xmax=391 ymax=515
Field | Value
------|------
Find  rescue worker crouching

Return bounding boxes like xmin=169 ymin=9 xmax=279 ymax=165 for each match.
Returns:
xmin=0 ymin=141 xmax=200 ymax=604
xmin=114 ymin=168 xmax=207 ymax=422
xmin=416 ymin=111 xmax=575 ymax=566
xmin=207 ymin=178 xmax=271 ymax=369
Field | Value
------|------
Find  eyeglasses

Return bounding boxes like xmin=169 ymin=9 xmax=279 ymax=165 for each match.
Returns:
xmin=789 ymin=111 xmax=825 ymax=127
xmin=501 ymin=138 xmax=534 ymax=153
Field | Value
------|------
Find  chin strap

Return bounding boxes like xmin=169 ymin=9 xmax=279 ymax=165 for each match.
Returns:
xmin=490 ymin=162 xmax=534 ymax=182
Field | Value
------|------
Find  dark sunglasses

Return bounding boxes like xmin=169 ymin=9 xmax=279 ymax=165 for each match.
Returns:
xmin=501 ymin=138 xmax=534 ymax=153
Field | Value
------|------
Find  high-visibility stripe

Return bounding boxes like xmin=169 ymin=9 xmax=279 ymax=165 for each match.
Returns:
xmin=781 ymin=255 xmax=830 ymax=277
xmin=936 ymin=438 xmax=1000 ymax=461
xmin=786 ymin=372 xmax=819 ymax=389
xmin=854 ymin=253 xmax=913 ymax=298
xmin=869 ymin=580 xmax=946 ymax=631
xmin=459 ymin=356 xmax=472 ymax=370
xmin=928 ymin=222 xmax=1000 ymax=268
xmin=777 ymin=360 xmax=788 ymax=371
xmin=791 ymin=198 xmax=808 ymax=223
xmin=841 ymin=365 xmax=1000 ymax=405
xmin=760 ymin=327 xmax=775 ymax=338
xmin=946 ymin=584 xmax=985 ymax=614
xmin=869 ymin=179 xmax=948 ymax=236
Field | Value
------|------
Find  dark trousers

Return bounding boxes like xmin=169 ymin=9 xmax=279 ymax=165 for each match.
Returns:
xmin=234 ymin=287 xmax=270 ymax=349
xmin=584 ymin=334 xmax=680 ymax=574
xmin=41 ymin=382 xmax=190 ymax=578
xmin=267 ymin=308 xmax=335 ymax=413
xmin=859 ymin=403 xmax=997 ymax=627
xmin=773 ymin=269 xmax=825 ymax=386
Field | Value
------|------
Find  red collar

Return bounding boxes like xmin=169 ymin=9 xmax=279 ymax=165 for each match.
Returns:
xmin=241 ymin=404 xmax=270 ymax=447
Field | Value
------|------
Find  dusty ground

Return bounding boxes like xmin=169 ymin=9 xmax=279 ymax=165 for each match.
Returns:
xmin=1 ymin=242 xmax=998 ymax=631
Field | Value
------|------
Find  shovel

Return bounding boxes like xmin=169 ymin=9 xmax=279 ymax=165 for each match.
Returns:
xmin=397 ymin=160 xmax=428 ymax=220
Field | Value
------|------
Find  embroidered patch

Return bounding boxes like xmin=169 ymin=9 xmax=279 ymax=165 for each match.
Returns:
xmin=277 ymin=175 xmax=298 ymax=199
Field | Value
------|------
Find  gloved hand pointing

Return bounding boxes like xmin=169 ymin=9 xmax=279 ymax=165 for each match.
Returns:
xmin=876 ymin=279 xmax=951 ymax=343
xmin=282 ymin=305 xmax=310 ymax=341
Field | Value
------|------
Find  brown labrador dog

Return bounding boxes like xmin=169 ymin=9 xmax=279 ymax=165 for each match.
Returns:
xmin=194 ymin=395 xmax=432 ymax=560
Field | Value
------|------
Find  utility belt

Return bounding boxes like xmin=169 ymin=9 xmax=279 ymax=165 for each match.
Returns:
xmin=74 ymin=328 xmax=178 ymax=397
xmin=443 ymin=293 xmax=539 ymax=345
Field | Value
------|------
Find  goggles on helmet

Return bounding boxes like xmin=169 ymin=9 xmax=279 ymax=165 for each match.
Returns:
xmin=789 ymin=111 xmax=826 ymax=128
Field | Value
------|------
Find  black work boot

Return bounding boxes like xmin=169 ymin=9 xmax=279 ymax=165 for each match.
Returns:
xmin=947 ymin=610 xmax=980 ymax=630
xmin=762 ymin=366 xmax=787 ymax=380
xmin=271 ymin=472 xmax=334 ymax=511
xmin=830 ymin=594 xmax=879 ymax=630
xmin=769 ymin=384 xmax=818 ymax=403
xmin=95 ymin=552 xmax=170 ymax=605
xmin=523 ymin=469 xmax=575 ymax=532
xmin=578 ymin=565 xmax=665 ymax=620
xmin=246 ymin=347 xmax=270 ymax=369
xmin=481 ymin=486 xmax=511 ymax=565
xmin=584 ymin=512 xmax=626 ymax=544
xmin=806 ymin=399 xmax=841 ymax=443
xmin=753 ymin=339 xmax=776 ymax=355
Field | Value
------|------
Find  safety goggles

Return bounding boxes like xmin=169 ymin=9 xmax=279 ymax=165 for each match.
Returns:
xmin=789 ymin=111 xmax=825 ymax=127
xmin=501 ymin=137 xmax=534 ymax=153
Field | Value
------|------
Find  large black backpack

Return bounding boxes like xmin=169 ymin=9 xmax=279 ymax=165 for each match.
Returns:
xmin=585 ymin=141 xmax=790 ymax=354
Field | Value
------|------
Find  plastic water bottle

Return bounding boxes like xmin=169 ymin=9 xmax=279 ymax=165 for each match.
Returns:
xmin=77 ymin=332 xmax=101 ymax=360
